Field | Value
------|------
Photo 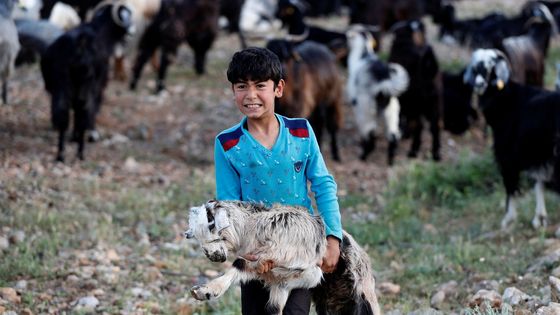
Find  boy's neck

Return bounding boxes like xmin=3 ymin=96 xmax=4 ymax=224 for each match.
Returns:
xmin=246 ymin=114 xmax=280 ymax=149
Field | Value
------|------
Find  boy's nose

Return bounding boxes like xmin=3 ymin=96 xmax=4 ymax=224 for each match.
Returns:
xmin=246 ymin=86 xmax=258 ymax=98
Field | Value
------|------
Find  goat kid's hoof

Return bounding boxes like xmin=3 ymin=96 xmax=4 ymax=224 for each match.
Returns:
xmin=190 ymin=285 xmax=216 ymax=301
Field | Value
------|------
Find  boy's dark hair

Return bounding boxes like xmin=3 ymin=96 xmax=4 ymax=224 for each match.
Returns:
xmin=227 ymin=47 xmax=283 ymax=85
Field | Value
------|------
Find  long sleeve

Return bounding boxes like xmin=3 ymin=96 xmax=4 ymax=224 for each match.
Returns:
xmin=304 ymin=122 xmax=342 ymax=240
xmin=214 ymin=137 xmax=241 ymax=200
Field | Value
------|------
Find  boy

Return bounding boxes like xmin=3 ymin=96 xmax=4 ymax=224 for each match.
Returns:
xmin=214 ymin=47 xmax=342 ymax=315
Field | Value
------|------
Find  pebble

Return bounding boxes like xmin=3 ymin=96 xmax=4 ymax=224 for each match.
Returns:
xmin=378 ymin=282 xmax=401 ymax=295
xmin=0 ymin=287 xmax=20 ymax=304
xmin=74 ymin=296 xmax=99 ymax=311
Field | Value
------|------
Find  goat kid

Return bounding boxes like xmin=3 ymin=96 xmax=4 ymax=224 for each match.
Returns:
xmin=347 ymin=27 xmax=409 ymax=165
xmin=185 ymin=200 xmax=381 ymax=315
xmin=464 ymin=48 xmax=560 ymax=230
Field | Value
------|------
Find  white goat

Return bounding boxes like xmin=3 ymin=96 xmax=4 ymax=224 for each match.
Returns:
xmin=0 ymin=0 xmax=20 ymax=105
xmin=346 ymin=25 xmax=409 ymax=165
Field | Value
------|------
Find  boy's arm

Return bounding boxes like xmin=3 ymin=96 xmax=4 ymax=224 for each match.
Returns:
xmin=304 ymin=122 xmax=343 ymax=241
xmin=214 ymin=137 xmax=241 ymax=200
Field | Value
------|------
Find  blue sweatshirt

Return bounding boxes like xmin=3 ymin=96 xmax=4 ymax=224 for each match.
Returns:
xmin=214 ymin=114 xmax=342 ymax=240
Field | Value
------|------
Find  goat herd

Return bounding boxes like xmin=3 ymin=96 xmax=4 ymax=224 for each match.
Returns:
xmin=3 ymin=0 xmax=560 ymax=229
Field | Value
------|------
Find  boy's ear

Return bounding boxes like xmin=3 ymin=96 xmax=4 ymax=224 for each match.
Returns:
xmin=275 ymin=79 xmax=285 ymax=97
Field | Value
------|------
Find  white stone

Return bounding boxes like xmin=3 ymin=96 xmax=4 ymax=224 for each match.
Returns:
xmin=503 ymin=287 xmax=530 ymax=305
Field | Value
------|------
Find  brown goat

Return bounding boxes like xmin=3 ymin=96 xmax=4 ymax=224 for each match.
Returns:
xmin=266 ymin=39 xmax=344 ymax=161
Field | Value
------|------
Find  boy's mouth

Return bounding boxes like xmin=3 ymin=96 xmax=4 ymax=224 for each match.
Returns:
xmin=244 ymin=104 xmax=262 ymax=109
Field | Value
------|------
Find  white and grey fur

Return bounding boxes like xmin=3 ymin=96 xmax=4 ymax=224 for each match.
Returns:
xmin=185 ymin=200 xmax=381 ymax=315
xmin=346 ymin=25 xmax=409 ymax=164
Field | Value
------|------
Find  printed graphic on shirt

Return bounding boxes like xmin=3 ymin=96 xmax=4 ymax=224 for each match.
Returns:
xmin=294 ymin=161 xmax=303 ymax=173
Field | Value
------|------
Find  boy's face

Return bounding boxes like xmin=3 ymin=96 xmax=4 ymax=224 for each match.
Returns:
xmin=232 ymin=79 xmax=284 ymax=121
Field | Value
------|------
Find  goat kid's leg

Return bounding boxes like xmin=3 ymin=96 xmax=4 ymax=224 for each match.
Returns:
xmin=532 ymin=180 xmax=548 ymax=229
xmin=501 ymin=195 xmax=518 ymax=230
xmin=267 ymin=286 xmax=291 ymax=315
xmin=191 ymin=268 xmax=244 ymax=301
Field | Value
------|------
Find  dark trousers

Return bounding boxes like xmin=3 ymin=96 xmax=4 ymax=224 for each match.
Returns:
xmin=241 ymin=280 xmax=311 ymax=315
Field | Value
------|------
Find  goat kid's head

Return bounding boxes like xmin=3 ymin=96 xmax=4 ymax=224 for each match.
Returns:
xmin=185 ymin=200 xmax=231 ymax=262
xmin=464 ymin=49 xmax=511 ymax=96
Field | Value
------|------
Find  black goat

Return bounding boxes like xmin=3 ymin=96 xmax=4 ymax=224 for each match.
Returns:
xmin=41 ymin=2 xmax=133 ymax=162
xmin=464 ymin=48 xmax=560 ymax=230
xmin=266 ymin=39 xmax=344 ymax=161
xmin=129 ymin=0 xmax=219 ymax=93
xmin=388 ymin=19 xmax=441 ymax=161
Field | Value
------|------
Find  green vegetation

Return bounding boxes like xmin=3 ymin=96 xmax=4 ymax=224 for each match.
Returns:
xmin=341 ymin=150 xmax=559 ymax=312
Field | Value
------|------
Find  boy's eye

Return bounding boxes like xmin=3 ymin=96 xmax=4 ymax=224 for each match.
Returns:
xmin=235 ymin=84 xmax=247 ymax=90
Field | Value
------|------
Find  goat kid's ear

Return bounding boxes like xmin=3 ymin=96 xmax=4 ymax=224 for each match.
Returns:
xmin=214 ymin=209 xmax=230 ymax=232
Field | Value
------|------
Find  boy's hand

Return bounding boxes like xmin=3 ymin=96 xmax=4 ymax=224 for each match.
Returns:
xmin=320 ymin=236 xmax=340 ymax=273
xmin=242 ymin=254 xmax=274 ymax=274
